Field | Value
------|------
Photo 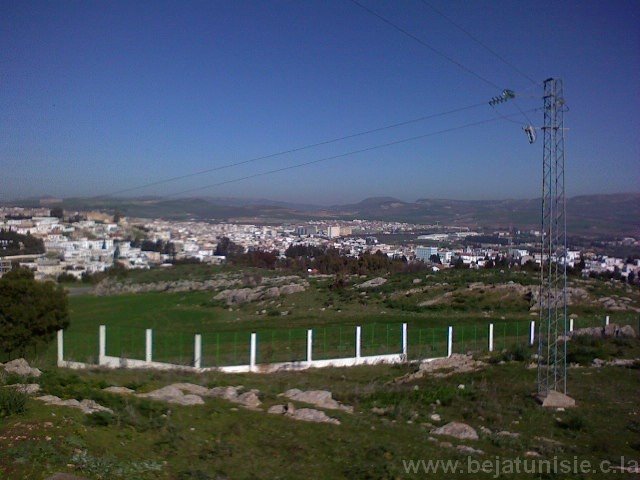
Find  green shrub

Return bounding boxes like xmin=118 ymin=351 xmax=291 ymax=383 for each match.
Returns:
xmin=0 ymin=387 xmax=28 ymax=417
xmin=557 ymin=413 xmax=586 ymax=431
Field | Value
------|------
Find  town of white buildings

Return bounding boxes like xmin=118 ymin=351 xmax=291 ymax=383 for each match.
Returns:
xmin=1 ymin=206 xmax=638 ymax=282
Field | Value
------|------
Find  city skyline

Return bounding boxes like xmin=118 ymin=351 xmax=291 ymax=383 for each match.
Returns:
xmin=2 ymin=0 xmax=639 ymax=203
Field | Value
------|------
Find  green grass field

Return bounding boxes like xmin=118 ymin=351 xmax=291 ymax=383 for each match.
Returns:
xmin=48 ymin=268 xmax=640 ymax=369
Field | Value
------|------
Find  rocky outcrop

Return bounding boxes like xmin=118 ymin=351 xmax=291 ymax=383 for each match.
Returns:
xmin=569 ymin=323 xmax=636 ymax=340
xmin=356 ymin=277 xmax=387 ymax=289
xmin=4 ymin=383 xmax=40 ymax=395
xmin=103 ymin=386 xmax=134 ymax=395
xmin=35 ymin=395 xmax=113 ymax=414
xmin=2 ymin=358 xmax=42 ymax=378
xmin=213 ymin=283 xmax=306 ymax=306
xmin=395 ymin=354 xmax=486 ymax=383
xmin=280 ymin=389 xmax=353 ymax=413
xmin=137 ymin=385 xmax=205 ymax=406
xmin=432 ymin=421 xmax=479 ymax=440
xmin=268 ymin=402 xmax=340 ymax=425
xmin=94 ymin=276 xmax=242 ymax=296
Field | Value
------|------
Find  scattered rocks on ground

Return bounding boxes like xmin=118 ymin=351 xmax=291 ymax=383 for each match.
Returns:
xmin=432 ymin=422 xmax=479 ymax=441
xmin=2 ymin=358 xmax=42 ymax=378
xmin=4 ymin=383 xmax=40 ymax=395
xmin=281 ymin=389 xmax=353 ymax=413
xmin=35 ymin=395 xmax=113 ymax=414
xmin=356 ymin=277 xmax=387 ymax=289
xmin=569 ymin=323 xmax=636 ymax=340
xmin=592 ymin=357 xmax=639 ymax=367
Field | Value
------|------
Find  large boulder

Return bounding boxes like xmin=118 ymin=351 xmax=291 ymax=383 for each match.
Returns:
xmin=3 ymin=358 xmax=42 ymax=378
xmin=432 ymin=422 xmax=479 ymax=440
xmin=4 ymin=383 xmax=40 ymax=395
xmin=35 ymin=395 xmax=113 ymax=414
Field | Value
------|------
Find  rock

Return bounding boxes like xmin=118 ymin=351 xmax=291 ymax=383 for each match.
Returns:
xmin=279 ymin=284 xmax=305 ymax=295
xmin=281 ymin=389 xmax=353 ymax=413
xmin=137 ymin=386 xmax=205 ymax=406
xmin=236 ymin=390 xmax=261 ymax=409
xmin=267 ymin=404 xmax=287 ymax=415
xmin=412 ymin=278 xmax=422 ymax=284
xmin=536 ymin=390 xmax=576 ymax=408
xmin=4 ymin=383 xmax=40 ymax=395
xmin=496 ymin=430 xmax=520 ymax=438
xmin=429 ymin=413 xmax=442 ymax=422
xmin=432 ymin=422 xmax=479 ymax=440
xmin=456 ymin=445 xmax=484 ymax=455
xmin=479 ymin=426 xmax=492 ymax=436
xmin=371 ymin=406 xmax=392 ymax=415
xmin=356 ymin=277 xmax=387 ymax=289
xmin=457 ymin=384 xmax=465 ymax=390
xmin=35 ymin=395 xmax=113 ymax=414
xmin=169 ymin=383 xmax=211 ymax=396
xmin=569 ymin=323 xmax=637 ymax=340
xmin=209 ymin=385 xmax=242 ymax=401
xmin=2 ymin=358 xmax=42 ymax=377
xmin=524 ymin=451 xmax=542 ymax=458
xmin=103 ymin=386 xmax=135 ymax=395
xmin=395 ymin=354 xmax=485 ymax=382
xmin=289 ymin=408 xmax=340 ymax=425
xmin=592 ymin=358 xmax=605 ymax=367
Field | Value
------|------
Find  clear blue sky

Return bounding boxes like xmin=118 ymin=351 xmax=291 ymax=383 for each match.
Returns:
xmin=1 ymin=0 xmax=638 ymax=204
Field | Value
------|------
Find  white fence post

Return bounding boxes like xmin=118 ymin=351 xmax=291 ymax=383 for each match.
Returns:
xmin=99 ymin=325 xmax=106 ymax=365
xmin=605 ymin=315 xmax=610 ymax=326
xmin=489 ymin=323 xmax=494 ymax=352
xmin=57 ymin=329 xmax=64 ymax=364
xmin=355 ymin=326 xmax=361 ymax=359
xmin=402 ymin=323 xmax=407 ymax=357
xmin=145 ymin=329 xmax=153 ymax=363
xmin=250 ymin=333 xmax=257 ymax=371
xmin=569 ymin=318 xmax=574 ymax=332
xmin=529 ymin=320 xmax=535 ymax=346
xmin=447 ymin=326 xmax=453 ymax=357
xmin=194 ymin=334 xmax=202 ymax=369
xmin=307 ymin=329 xmax=313 ymax=363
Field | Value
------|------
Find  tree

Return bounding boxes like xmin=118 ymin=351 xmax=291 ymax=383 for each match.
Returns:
xmin=214 ymin=237 xmax=244 ymax=257
xmin=50 ymin=207 xmax=64 ymax=219
xmin=0 ymin=269 xmax=69 ymax=355
xmin=429 ymin=254 xmax=441 ymax=264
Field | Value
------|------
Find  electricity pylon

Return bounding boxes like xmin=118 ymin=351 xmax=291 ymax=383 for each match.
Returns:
xmin=536 ymin=77 xmax=568 ymax=396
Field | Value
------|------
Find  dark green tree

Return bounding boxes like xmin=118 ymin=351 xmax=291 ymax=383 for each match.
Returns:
xmin=50 ymin=207 xmax=64 ymax=219
xmin=0 ymin=269 xmax=69 ymax=355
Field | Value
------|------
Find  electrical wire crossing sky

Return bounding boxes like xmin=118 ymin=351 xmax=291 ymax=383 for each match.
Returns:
xmin=1 ymin=0 xmax=638 ymax=204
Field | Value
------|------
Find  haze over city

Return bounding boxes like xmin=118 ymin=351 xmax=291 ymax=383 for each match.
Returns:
xmin=2 ymin=0 xmax=639 ymax=204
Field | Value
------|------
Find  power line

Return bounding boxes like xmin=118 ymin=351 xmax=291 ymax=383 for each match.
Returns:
xmin=167 ymin=108 xmax=539 ymax=197
xmin=100 ymin=101 xmax=489 ymax=198
xmin=348 ymin=0 xmax=502 ymax=90
xmin=419 ymin=0 xmax=540 ymax=87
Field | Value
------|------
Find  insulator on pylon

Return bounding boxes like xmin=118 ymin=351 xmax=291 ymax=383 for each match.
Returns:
xmin=523 ymin=125 xmax=536 ymax=144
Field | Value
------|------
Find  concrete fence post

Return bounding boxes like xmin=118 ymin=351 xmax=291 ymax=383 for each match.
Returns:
xmin=194 ymin=334 xmax=202 ymax=369
xmin=307 ymin=329 xmax=313 ymax=363
xmin=57 ymin=329 xmax=64 ymax=364
xmin=529 ymin=320 xmax=535 ymax=346
xmin=250 ymin=333 xmax=257 ymax=371
xmin=145 ymin=329 xmax=153 ymax=363
xmin=605 ymin=315 xmax=610 ymax=326
xmin=488 ymin=323 xmax=494 ymax=352
xmin=99 ymin=325 xmax=106 ymax=365
xmin=569 ymin=318 xmax=574 ymax=333
xmin=447 ymin=326 xmax=453 ymax=357
xmin=355 ymin=326 xmax=361 ymax=359
xmin=402 ymin=323 xmax=408 ymax=357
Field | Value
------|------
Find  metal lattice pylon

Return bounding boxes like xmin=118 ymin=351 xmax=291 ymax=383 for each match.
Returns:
xmin=537 ymin=77 xmax=567 ymax=395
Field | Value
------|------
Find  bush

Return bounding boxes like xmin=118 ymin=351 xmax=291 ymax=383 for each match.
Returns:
xmin=0 ymin=387 xmax=28 ymax=417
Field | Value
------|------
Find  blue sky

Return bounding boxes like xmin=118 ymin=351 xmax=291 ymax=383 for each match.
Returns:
xmin=1 ymin=0 xmax=638 ymax=204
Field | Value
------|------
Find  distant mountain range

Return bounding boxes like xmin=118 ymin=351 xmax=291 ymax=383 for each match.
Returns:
xmin=4 ymin=193 xmax=639 ymax=238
